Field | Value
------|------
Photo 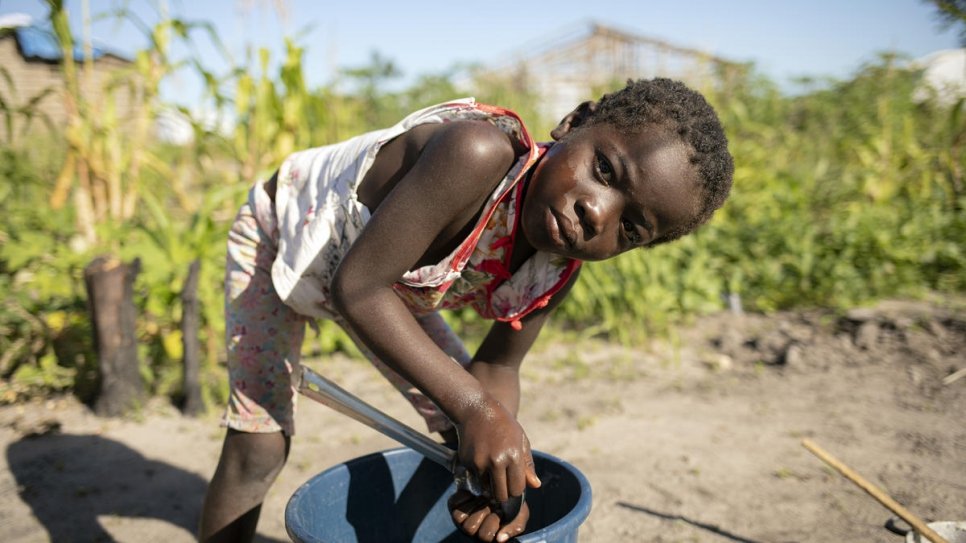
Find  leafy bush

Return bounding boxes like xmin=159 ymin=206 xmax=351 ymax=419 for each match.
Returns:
xmin=0 ymin=146 xmax=97 ymax=402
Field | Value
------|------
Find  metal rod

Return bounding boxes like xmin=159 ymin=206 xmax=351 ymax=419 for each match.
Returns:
xmin=297 ymin=365 xmax=454 ymax=468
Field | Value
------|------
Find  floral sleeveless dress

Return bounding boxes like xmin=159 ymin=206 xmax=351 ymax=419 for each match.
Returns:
xmin=223 ymin=99 xmax=580 ymax=435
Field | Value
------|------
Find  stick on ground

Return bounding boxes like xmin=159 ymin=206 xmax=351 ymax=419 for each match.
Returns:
xmin=801 ymin=438 xmax=948 ymax=543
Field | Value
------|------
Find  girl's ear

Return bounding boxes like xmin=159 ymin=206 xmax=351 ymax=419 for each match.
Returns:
xmin=550 ymin=101 xmax=598 ymax=140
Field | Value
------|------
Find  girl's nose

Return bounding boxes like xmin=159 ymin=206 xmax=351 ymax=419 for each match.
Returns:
xmin=575 ymin=195 xmax=604 ymax=239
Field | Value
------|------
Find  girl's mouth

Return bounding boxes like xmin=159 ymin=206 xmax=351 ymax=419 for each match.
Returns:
xmin=549 ymin=208 xmax=576 ymax=250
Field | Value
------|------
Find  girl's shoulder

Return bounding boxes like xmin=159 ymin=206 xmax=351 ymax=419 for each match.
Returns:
xmin=357 ymin=108 xmax=520 ymax=216
xmin=382 ymin=118 xmax=519 ymax=216
xmin=399 ymin=99 xmax=534 ymax=156
xmin=423 ymin=117 xmax=519 ymax=166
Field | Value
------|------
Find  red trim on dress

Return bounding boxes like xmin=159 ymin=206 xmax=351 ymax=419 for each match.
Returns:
xmin=396 ymin=102 xmax=582 ymax=329
xmin=449 ymin=104 xmax=541 ymax=269
xmin=481 ymin=142 xmax=582 ymax=329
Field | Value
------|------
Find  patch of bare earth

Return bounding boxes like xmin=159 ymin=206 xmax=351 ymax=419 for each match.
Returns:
xmin=1 ymin=298 xmax=963 ymax=542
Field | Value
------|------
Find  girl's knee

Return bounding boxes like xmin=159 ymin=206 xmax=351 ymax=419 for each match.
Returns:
xmin=222 ymin=429 xmax=290 ymax=483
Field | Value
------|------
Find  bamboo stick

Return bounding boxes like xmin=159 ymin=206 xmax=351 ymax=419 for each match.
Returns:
xmin=801 ymin=438 xmax=947 ymax=543
xmin=942 ymin=367 xmax=966 ymax=386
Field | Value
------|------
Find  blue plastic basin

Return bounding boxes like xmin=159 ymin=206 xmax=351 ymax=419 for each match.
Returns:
xmin=286 ymin=448 xmax=592 ymax=543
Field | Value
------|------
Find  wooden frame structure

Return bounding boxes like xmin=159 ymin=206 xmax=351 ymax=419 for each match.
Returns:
xmin=484 ymin=21 xmax=742 ymax=121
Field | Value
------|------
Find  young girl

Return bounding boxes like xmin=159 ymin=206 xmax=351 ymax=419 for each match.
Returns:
xmin=199 ymin=78 xmax=734 ymax=543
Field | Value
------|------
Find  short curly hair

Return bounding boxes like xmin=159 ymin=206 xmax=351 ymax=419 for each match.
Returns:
xmin=585 ymin=78 xmax=734 ymax=245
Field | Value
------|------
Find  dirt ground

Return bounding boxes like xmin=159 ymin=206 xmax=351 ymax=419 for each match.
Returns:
xmin=1 ymin=297 xmax=964 ymax=542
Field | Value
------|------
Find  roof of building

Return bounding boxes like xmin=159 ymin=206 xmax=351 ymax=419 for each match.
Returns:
xmin=1 ymin=24 xmax=130 ymax=64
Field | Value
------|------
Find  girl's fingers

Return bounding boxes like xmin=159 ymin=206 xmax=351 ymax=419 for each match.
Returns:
xmin=449 ymin=494 xmax=492 ymax=537
xmin=462 ymin=503 xmax=493 ymax=537
xmin=448 ymin=489 xmax=479 ymax=523
xmin=497 ymin=501 xmax=530 ymax=542
xmin=489 ymin=464 xmax=510 ymax=503
xmin=477 ymin=512 xmax=503 ymax=543
xmin=451 ymin=491 xmax=532 ymax=542
xmin=522 ymin=437 xmax=541 ymax=489
xmin=507 ymin=461 xmax=527 ymax=498
xmin=496 ymin=522 xmax=525 ymax=543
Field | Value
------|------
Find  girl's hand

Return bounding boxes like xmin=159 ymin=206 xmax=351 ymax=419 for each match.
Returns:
xmin=448 ymin=489 xmax=530 ymax=542
xmin=455 ymin=397 xmax=541 ymax=511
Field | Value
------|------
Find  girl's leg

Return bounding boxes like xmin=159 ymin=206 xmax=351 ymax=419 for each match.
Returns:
xmin=199 ymin=430 xmax=290 ymax=542
xmin=200 ymin=188 xmax=306 ymax=542
xmin=337 ymin=312 xmax=471 ymax=435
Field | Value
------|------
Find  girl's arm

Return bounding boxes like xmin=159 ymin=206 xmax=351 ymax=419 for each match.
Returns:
xmin=330 ymin=120 xmax=533 ymax=499
xmin=469 ymin=268 xmax=581 ymax=415
xmin=448 ymin=270 xmax=579 ymax=542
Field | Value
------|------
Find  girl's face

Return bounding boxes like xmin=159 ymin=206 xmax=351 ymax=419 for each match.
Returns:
xmin=520 ymin=122 xmax=701 ymax=261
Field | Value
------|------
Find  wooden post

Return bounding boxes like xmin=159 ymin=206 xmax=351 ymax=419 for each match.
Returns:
xmin=181 ymin=259 xmax=205 ymax=416
xmin=84 ymin=256 xmax=143 ymax=417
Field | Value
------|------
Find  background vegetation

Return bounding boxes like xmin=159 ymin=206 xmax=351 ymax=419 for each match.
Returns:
xmin=0 ymin=4 xmax=963 ymax=407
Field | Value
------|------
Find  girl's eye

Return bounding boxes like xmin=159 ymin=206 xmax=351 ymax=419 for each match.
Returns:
xmin=621 ymin=218 xmax=642 ymax=244
xmin=595 ymin=153 xmax=613 ymax=183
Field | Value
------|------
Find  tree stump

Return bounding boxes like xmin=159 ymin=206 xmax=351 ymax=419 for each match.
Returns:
xmin=84 ymin=256 xmax=143 ymax=417
xmin=181 ymin=259 xmax=205 ymax=416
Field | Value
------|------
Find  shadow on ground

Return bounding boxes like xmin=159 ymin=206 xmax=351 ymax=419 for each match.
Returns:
xmin=616 ymin=501 xmax=765 ymax=543
xmin=5 ymin=433 xmax=284 ymax=542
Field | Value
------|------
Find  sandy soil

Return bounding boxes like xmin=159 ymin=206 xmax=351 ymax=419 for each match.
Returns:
xmin=1 ymin=298 xmax=964 ymax=542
